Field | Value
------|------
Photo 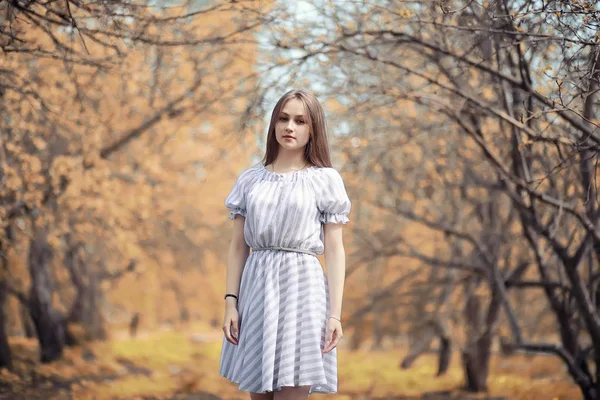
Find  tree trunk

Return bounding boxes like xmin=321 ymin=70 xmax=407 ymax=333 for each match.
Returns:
xmin=65 ymin=238 xmax=107 ymax=341
xmin=0 ymin=285 xmax=12 ymax=370
xmin=401 ymin=319 xmax=451 ymax=376
xmin=69 ymin=273 xmax=107 ymax=341
xmin=83 ymin=274 xmax=106 ymax=340
xmin=581 ymin=44 xmax=600 ymax=400
xmin=19 ymin=303 xmax=35 ymax=338
xmin=461 ymin=350 xmax=488 ymax=392
xmin=0 ymin=235 xmax=13 ymax=369
xmin=169 ymin=281 xmax=189 ymax=324
xmin=461 ymin=294 xmax=487 ymax=391
xmin=460 ymin=290 xmax=500 ymax=392
xmin=28 ymin=229 xmax=65 ymax=363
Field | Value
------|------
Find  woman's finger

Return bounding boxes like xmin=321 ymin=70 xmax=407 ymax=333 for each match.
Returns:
xmin=322 ymin=340 xmax=335 ymax=353
xmin=231 ymin=318 xmax=239 ymax=341
xmin=328 ymin=327 xmax=344 ymax=353
xmin=322 ymin=329 xmax=338 ymax=354
xmin=326 ymin=328 xmax=333 ymax=344
xmin=222 ymin=321 xmax=238 ymax=345
xmin=330 ymin=332 xmax=342 ymax=350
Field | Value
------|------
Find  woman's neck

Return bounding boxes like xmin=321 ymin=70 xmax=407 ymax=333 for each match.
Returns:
xmin=270 ymin=151 xmax=309 ymax=172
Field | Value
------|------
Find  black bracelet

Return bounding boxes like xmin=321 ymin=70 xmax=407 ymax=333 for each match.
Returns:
xmin=224 ymin=294 xmax=238 ymax=301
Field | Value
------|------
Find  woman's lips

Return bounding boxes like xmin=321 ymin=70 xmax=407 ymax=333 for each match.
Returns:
xmin=283 ymin=136 xmax=295 ymax=139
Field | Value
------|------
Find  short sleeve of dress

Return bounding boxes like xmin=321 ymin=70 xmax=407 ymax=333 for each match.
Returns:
xmin=315 ymin=168 xmax=352 ymax=225
xmin=224 ymin=168 xmax=254 ymax=220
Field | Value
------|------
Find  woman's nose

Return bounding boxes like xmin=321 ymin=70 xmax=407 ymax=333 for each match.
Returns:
xmin=286 ymin=120 xmax=294 ymax=131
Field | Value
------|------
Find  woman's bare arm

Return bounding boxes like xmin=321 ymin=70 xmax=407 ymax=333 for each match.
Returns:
xmin=323 ymin=223 xmax=346 ymax=320
xmin=225 ymin=216 xmax=250 ymax=309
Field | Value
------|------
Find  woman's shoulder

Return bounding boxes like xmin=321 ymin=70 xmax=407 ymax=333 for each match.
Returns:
xmin=312 ymin=166 xmax=344 ymax=181
xmin=230 ymin=165 xmax=263 ymax=188
xmin=309 ymin=166 xmax=348 ymax=193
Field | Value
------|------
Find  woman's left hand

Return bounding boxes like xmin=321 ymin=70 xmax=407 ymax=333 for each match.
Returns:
xmin=322 ymin=317 xmax=343 ymax=354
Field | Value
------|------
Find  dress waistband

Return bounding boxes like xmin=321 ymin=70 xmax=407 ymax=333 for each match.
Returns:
xmin=252 ymin=246 xmax=318 ymax=257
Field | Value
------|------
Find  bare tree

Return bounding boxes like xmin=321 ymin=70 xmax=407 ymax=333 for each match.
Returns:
xmin=0 ymin=0 xmax=272 ymax=366
xmin=259 ymin=0 xmax=600 ymax=396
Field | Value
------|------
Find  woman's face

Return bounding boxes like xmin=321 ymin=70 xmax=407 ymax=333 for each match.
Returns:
xmin=275 ymin=98 xmax=310 ymax=152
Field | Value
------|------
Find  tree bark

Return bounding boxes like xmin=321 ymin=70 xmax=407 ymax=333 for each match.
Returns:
xmin=19 ymin=303 xmax=35 ymax=338
xmin=461 ymin=288 xmax=501 ymax=392
xmin=461 ymin=294 xmax=487 ymax=392
xmin=65 ymin=240 xmax=106 ymax=341
xmin=0 ymin=233 xmax=13 ymax=369
xmin=401 ymin=319 xmax=451 ymax=376
xmin=0 ymin=285 xmax=12 ymax=370
xmin=28 ymin=228 xmax=65 ymax=363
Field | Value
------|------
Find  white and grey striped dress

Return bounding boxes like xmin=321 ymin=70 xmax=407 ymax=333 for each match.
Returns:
xmin=219 ymin=164 xmax=351 ymax=395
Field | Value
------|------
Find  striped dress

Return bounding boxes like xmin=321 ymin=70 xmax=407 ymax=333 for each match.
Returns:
xmin=219 ymin=164 xmax=351 ymax=395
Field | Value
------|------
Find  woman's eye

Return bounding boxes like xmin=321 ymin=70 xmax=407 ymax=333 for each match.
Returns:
xmin=296 ymin=120 xmax=305 ymax=125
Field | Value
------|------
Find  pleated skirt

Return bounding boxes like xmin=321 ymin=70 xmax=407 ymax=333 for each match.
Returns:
xmin=219 ymin=251 xmax=338 ymax=394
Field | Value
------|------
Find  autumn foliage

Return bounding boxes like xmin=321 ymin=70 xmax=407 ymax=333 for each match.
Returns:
xmin=0 ymin=0 xmax=597 ymax=399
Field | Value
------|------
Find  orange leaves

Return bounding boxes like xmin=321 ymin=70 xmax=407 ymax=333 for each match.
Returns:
xmin=517 ymin=137 xmax=534 ymax=150
xmin=0 ymin=367 xmax=21 ymax=383
xmin=1 ymin=165 xmax=23 ymax=193
xmin=32 ymin=137 xmax=47 ymax=151
xmin=481 ymin=87 xmax=495 ymax=101
xmin=50 ymin=155 xmax=78 ymax=196
xmin=0 ymin=0 xmax=269 ymax=346
xmin=0 ymin=145 xmax=47 ymax=209
xmin=83 ymin=152 xmax=102 ymax=169
xmin=398 ymin=8 xmax=414 ymax=18
xmin=19 ymin=155 xmax=43 ymax=184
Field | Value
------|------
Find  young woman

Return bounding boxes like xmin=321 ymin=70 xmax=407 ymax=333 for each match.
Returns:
xmin=219 ymin=89 xmax=351 ymax=399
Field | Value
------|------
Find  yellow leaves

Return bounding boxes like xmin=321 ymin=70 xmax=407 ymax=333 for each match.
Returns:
xmin=516 ymin=131 xmax=538 ymax=150
xmin=1 ymin=152 xmax=45 ymax=206
xmin=2 ymin=166 xmax=23 ymax=192
xmin=47 ymin=234 xmax=62 ymax=250
xmin=22 ymin=191 xmax=44 ymax=209
xmin=517 ymin=137 xmax=534 ymax=150
xmin=482 ymin=87 xmax=495 ymax=101
xmin=19 ymin=153 xmax=42 ymax=175
xmin=32 ymin=137 xmax=47 ymax=151
xmin=536 ymin=64 xmax=553 ymax=76
xmin=83 ymin=152 xmax=102 ymax=169
xmin=0 ymin=367 xmax=21 ymax=383
xmin=1 ymin=318 xmax=583 ymax=399
xmin=469 ymin=68 xmax=481 ymax=82
xmin=398 ymin=8 xmax=414 ymax=18
xmin=51 ymin=156 xmax=77 ymax=176
xmin=4 ymin=141 xmax=20 ymax=154
xmin=50 ymin=155 xmax=79 ymax=195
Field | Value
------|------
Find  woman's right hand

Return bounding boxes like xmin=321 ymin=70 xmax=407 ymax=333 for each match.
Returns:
xmin=222 ymin=305 xmax=239 ymax=345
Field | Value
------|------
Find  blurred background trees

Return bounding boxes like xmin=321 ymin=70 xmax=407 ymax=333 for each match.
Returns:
xmin=256 ymin=0 xmax=600 ymax=398
xmin=1 ymin=0 xmax=599 ymax=399
xmin=0 ymin=0 xmax=271 ymax=366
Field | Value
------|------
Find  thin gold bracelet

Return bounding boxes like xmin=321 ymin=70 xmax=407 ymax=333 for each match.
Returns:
xmin=329 ymin=316 xmax=341 ymax=322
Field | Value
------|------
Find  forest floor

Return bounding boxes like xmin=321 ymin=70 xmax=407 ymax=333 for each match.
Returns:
xmin=0 ymin=323 xmax=582 ymax=400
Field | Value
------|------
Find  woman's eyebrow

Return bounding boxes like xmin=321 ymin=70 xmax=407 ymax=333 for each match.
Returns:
xmin=280 ymin=111 xmax=306 ymax=118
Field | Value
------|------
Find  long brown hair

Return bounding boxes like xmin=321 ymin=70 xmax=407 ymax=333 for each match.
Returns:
xmin=261 ymin=89 xmax=332 ymax=168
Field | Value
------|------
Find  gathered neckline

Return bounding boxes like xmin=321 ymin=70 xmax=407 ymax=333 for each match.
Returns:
xmin=261 ymin=164 xmax=316 ymax=175
xmin=259 ymin=164 xmax=318 ymax=181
